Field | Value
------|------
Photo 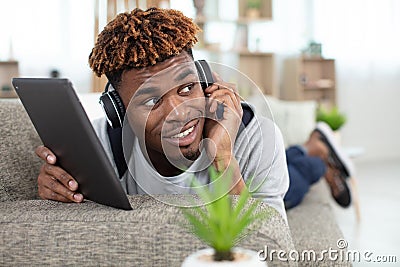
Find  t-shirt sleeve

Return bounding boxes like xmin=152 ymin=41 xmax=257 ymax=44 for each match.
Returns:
xmin=241 ymin=116 xmax=290 ymax=223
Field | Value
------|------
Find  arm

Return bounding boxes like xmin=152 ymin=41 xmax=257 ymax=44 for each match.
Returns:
xmin=35 ymin=146 xmax=83 ymax=203
xmin=242 ymin=117 xmax=290 ymax=222
xmin=203 ymin=72 xmax=245 ymax=194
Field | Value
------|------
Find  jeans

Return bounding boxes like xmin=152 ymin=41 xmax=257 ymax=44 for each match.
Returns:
xmin=284 ymin=146 xmax=326 ymax=209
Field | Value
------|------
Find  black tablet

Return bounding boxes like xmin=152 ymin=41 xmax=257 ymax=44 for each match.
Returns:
xmin=12 ymin=78 xmax=132 ymax=210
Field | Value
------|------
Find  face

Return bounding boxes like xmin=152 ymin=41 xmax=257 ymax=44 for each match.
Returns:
xmin=118 ymin=52 xmax=206 ymax=169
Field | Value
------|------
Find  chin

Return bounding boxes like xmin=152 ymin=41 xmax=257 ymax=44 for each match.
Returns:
xmin=182 ymin=148 xmax=201 ymax=161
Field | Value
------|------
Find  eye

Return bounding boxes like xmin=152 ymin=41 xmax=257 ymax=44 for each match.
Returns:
xmin=179 ymin=84 xmax=194 ymax=94
xmin=143 ymin=97 xmax=161 ymax=107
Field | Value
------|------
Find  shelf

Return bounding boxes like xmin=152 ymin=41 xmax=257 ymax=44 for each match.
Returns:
xmin=237 ymin=50 xmax=273 ymax=56
xmin=238 ymin=0 xmax=272 ymax=19
xmin=0 ymin=61 xmax=18 ymax=65
xmin=281 ymin=56 xmax=337 ymax=107
xmin=302 ymin=56 xmax=334 ymax=62
xmin=195 ymin=46 xmax=273 ymax=56
xmin=192 ymin=0 xmax=276 ymax=97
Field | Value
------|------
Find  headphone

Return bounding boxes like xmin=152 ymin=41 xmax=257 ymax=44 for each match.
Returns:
xmin=99 ymin=60 xmax=214 ymax=129
xmin=99 ymin=82 xmax=126 ymax=129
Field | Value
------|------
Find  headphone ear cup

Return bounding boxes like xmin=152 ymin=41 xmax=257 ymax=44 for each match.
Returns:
xmin=195 ymin=61 xmax=207 ymax=90
xmin=99 ymin=90 xmax=126 ymax=128
xmin=195 ymin=60 xmax=214 ymax=90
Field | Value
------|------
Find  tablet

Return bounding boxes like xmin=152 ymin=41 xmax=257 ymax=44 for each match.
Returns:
xmin=12 ymin=78 xmax=132 ymax=210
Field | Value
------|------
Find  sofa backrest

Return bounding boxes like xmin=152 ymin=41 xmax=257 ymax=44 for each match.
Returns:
xmin=247 ymin=95 xmax=317 ymax=148
xmin=0 ymin=99 xmax=42 ymax=201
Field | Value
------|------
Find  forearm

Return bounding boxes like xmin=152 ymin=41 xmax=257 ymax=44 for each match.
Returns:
xmin=213 ymin=155 xmax=246 ymax=195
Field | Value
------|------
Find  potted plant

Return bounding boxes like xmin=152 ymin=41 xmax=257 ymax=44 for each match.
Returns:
xmin=181 ymin=167 xmax=270 ymax=266
xmin=316 ymin=106 xmax=347 ymax=131
xmin=246 ymin=0 xmax=262 ymax=18
xmin=316 ymin=106 xmax=347 ymax=143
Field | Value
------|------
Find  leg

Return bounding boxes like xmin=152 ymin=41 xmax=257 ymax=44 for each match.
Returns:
xmin=284 ymin=122 xmax=355 ymax=209
xmin=284 ymin=146 xmax=326 ymax=209
xmin=314 ymin=122 xmax=355 ymax=207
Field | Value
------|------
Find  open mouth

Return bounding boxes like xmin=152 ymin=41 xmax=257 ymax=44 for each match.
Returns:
xmin=163 ymin=119 xmax=200 ymax=147
xmin=171 ymin=125 xmax=195 ymax=139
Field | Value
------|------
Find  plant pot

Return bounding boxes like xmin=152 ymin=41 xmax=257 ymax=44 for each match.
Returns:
xmin=246 ymin=8 xmax=261 ymax=19
xmin=181 ymin=247 xmax=266 ymax=267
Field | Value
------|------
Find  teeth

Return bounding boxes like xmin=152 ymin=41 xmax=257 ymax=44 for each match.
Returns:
xmin=171 ymin=125 xmax=195 ymax=139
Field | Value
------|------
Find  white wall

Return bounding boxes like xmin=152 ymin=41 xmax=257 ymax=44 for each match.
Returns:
xmin=311 ymin=0 xmax=400 ymax=161
xmin=0 ymin=0 xmax=94 ymax=92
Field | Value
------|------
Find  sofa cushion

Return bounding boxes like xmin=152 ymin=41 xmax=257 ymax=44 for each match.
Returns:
xmin=0 ymin=99 xmax=42 ymax=201
xmin=286 ymin=180 xmax=351 ymax=267
xmin=0 ymin=195 xmax=296 ymax=267
xmin=246 ymin=95 xmax=317 ymax=147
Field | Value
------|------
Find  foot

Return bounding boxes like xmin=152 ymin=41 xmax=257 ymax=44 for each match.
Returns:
xmin=304 ymin=131 xmax=330 ymax=161
xmin=315 ymin=122 xmax=355 ymax=178
xmin=324 ymin=166 xmax=351 ymax=207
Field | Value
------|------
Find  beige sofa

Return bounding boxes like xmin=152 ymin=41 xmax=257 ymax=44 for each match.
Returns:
xmin=0 ymin=98 xmax=349 ymax=266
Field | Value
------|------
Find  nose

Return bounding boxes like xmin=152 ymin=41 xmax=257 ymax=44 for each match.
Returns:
xmin=164 ymin=95 xmax=188 ymax=123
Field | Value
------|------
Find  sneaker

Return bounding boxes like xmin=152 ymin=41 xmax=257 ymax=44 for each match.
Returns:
xmin=325 ymin=167 xmax=351 ymax=207
xmin=315 ymin=122 xmax=355 ymax=178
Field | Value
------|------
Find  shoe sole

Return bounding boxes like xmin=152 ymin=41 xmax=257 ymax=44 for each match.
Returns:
xmin=315 ymin=122 xmax=355 ymax=177
xmin=331 ymin=177 xmax=351 ymax=208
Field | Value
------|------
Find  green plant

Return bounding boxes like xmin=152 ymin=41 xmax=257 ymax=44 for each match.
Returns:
xmin=316 ymin=106 xmax=347 ymax=131
xmin=181 ymin=166 xmax=270 ymax=261
xmin=247 ymin=0 xmax=262 ymax=9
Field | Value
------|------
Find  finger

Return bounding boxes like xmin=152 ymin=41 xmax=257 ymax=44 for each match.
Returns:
xmin=205 ymin=83 xmax=240 ymax=106
xmin=38 ymin=185 xmax=72 ymax=202
xmin=208 ymin=88 xmax=242 ymax=112
xmin=216 ymin=87 xmax=241 ymax=109
xmin=215 ymin=82 xmax=241 ymax=106
xmin=225 ymin=86 xmax=241 ymax=108
xmin=204 ymin=83 xmax=221 ymax=96
xmin=212 ymin=81 xmax=238 ymax=93
xmin=39 ymin=174 xmax=83 ymax=203
xmin=42 ymin=163 xmax=79 ymax=191
xmin=35 ymin=146 xmax=56 ymax=164
xmin=208 ymin=94 xmax=231 ymax=115
xmin=208 ymin=96 xmax=240 ymax=122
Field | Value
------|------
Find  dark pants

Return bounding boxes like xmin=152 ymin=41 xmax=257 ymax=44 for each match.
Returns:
xmin=284 ymin=146 xmax=326 ymax=209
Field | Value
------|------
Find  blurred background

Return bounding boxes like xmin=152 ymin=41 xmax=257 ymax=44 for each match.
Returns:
xmin=1 ymin=0 xmax=399 ymax=265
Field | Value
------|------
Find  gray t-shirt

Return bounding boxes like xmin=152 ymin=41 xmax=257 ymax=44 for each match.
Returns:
xmin=92 ymin=106 xmax=289 ymax=221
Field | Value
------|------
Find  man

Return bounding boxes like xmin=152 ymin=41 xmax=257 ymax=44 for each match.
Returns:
xmin=35 ymin=8 xmax=290 ymax=219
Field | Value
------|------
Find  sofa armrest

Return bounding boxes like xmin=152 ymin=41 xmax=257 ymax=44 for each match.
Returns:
xmin=0 ymin=195 xmax=296 ymax=267
xmin=287 ymin=180 xmax=351 ymax=267
xmin=0 ymin=99 xmax=42 ymax=201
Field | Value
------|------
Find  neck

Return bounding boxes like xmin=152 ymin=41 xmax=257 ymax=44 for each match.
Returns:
xmin=138 ymin=142 xmax=185 ymax=177
xmin=148 ymin=152 xmax=184 ymax=177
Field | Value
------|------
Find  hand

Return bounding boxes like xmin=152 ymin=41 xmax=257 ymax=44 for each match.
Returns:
xmin=35 ymin=146 xmax=83 ymax=203
xmin=203 ymin=72 xmax=243 ymax=168
xmin=203 ymin=73 xmax=246 ymax=194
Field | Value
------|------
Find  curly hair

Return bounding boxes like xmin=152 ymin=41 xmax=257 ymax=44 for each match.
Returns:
xmin=89 ymin=7 xmax=201 ymax=89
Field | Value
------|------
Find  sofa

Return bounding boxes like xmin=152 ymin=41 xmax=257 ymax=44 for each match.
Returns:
xmin=0 ymin=98 xmax=349 ymax=266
